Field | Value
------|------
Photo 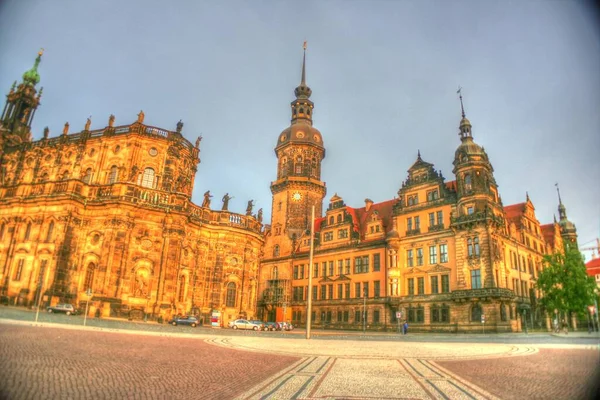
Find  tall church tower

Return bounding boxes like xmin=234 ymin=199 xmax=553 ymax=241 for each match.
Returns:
xmin=0 ymin=49 xmax=44 ymax=149
xmin=555 ymin=185 xmax=578 ymax=250
xmin=451 ymin=89 xmax=504 ymax=289
xmin=270 ymin=43 xmax=327 ymax=245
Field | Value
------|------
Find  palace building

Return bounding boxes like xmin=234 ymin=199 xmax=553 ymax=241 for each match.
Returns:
xmin=0 ymin=49 xmax=580 ymax=332
xmin=0 ymin=51 xmax=263 ymax=327
xmin=257 ymin=48 xmax=578 ymax=332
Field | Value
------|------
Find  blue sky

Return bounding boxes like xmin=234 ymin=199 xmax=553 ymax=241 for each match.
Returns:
xmin=1 ymin=0 xmax=599 ymax=258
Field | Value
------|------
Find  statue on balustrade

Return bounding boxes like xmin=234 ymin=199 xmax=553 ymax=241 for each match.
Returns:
xmin=137 ymin=110 xmax=145 ymax=123
xmin=246 ymin=200 xmax=254 ymax=216
xmin=129 ymin=166 xmax=139 ymax=181
xmin=222 ymin=193 xmax=232 ymax=211
xmin=108 ymin=114 xmax=115 ymax=127
xmin=195 ymin=136 xmax=202 ymax=149
xmin=201 ymin=190 xmax=213 ymax=208
xmin=85 ymin=116 xmax=91 ymax=131
xmin=257 ymin=208 xmax=263 ymax=223
xmin=43 ymin=126 xmax=49 ymax=140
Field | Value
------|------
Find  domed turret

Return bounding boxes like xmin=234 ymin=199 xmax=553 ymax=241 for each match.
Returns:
xmin=23 ymin=49 xmax=43 ymax=87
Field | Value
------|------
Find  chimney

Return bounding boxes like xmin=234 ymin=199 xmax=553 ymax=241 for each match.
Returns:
xmin=365 ymin=198 xmax=373 ymax=212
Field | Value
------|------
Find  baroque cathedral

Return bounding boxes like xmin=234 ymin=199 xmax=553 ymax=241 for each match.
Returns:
xmin=0 ymin=49 xmax=579 ymax=332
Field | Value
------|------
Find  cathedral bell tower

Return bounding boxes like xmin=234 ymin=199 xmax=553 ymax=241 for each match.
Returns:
xmin=452 ymin=89 xmax=502 ymax=219
xmin=555 ymin=184 xmax=578 ymax=249
xmin=270 ymin=43 xmax=327 ymax=245
xmin=0 ymin=49 xmax=44 ymax=148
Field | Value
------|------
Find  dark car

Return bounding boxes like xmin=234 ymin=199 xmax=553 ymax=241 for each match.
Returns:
xmin=264 ymin=322 xmax=280 ymax=331
xmin=47 ymin=303 xmax=79 ymax=315
xmin=169 ymin=315 xmax=199 ymax=327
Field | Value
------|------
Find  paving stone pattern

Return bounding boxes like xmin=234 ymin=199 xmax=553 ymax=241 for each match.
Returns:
xmin=0 ymin=325 xmax=299 ymax=400
xmin=437 ymin=349 xmax=600 ymax=400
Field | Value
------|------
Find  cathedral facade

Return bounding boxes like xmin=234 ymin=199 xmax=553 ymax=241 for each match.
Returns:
xmin=257 ymin=49 xmax=578 ymax=332
xmin=0 ymin=51 xmax=263 ymax=326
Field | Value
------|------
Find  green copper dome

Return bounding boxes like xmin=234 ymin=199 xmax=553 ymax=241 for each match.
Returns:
xmin=22 ymin=49 xmax=43 ymax=87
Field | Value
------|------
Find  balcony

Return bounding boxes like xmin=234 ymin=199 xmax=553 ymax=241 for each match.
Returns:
xmin=406 ymin=228 xmax=421 ymax=236
xmin=428 ymin=224 xmax=445 ymax=232
xmin=451 ymin=287 xmax=516 ymax=302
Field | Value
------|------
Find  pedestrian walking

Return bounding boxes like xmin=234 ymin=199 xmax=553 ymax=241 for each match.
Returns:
xmin=403 ymin=321 xmax=408 ymax=335
xmin=561 ymin=320 xmax=568 ymax=335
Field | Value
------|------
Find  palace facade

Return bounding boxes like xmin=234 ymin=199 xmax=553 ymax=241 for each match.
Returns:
xmin=0 ymin=49 xmax=581 ymax=332
xmin=0 ymin=51 xmax=263 ymax=326
xmin=257 ymin=49 xmax=579 ymax=332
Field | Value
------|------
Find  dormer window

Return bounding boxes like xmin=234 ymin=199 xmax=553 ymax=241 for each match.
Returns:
xmin=329 ymin=216 xmax=334 ymax=225
xmin=336 ymin=214 xmax=342 ymax=223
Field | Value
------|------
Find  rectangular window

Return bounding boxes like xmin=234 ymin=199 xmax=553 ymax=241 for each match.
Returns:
xmin=345 ymin=283 xmax=350 ymax=299
xmin=355 ymin=282 xmax=361 ymax=298
xmin=436 ymin=211 xmax=443 ymax=225
xmin=344 ymin=259 xmax=351 ymax=275
xmin=300 ymin=265 xmax=305 ymax=279
xmin=408 ymin=278 xmax=414 ymax=295
xmin=313 ymin=263 xmax=318 ymax=277
xmin=416 ymin=248 xmax=423 ymax=266
xmin=414 ymin=216 xmax=420 ymax=230
xmin=338 ymin=229 xmax=348 ymax=239
xmin=373 ymin=310 xmax=380 ymax=323
xmin=338 ymin=260 xmax=343 ymax=275
xmin=471 ymin=269 xmax=482 ymax=289
xmin=417 ymin=307 xmax=424 ymax=323
xmin=328 ymin=284 xmax=333 ymax=299
xmin=407 ymin=249 xmax=414 ymax=267
xmin=328 ymin=261 xmax=334 ymax=276
xmin=429 ymin=212 xmax=435 ymax=227
xmin=431 ymin=307 xmax=439 ymax=322
xmin=467 ymin=207 xmax=474 ymax=215
xmin=312 ymin=286 xmax=317 ymax=300
xmin=374 ymin=280 xmax=380 ymax=297
xmin=441 ymin=275 xmax=449 ymax=293
xmin=320 ymin=285 xmax=326 ymax=300
xmin=326 ymin=311 xmax=332 ymax=322
xmin=363 ymin=282 xmax=369 ymax=298
xmin=293 ymin=266 xmax=298 ymax=280
xmin=407 ymin=217 xmax=412 ymax=231
xmin=373 ymin=253 xmax=380 ymax=272
xmin=338 ymin=284 xmax=343 ymax=299
xmin=431 ymin=276 xmax=439 ymax=294
xmin=429 ymin=246 xmax=437 ymax=264
xmin=440 ymin=244 xmax=448 ymax=263
xmin=13 ymin=259 xmax=24 ymax=281
xmin=362 ymin=255 xmax=369 ymax=273
xmin=354 ymin=257 xmax=363 ymax=274
xmin=324 ymin=232 xmax=333 ymax=241
xmin=355 ymin=310 xmax=361 ymax=323
xmin=337 ymin=310 xmax=342 ymax=322
xmin=417 ymin=277 xmax=424 ymax=294
xmin=343 ymin=310 xmax=349 ymax=322
xmin=441 ymin=306 xmax=449 ymax=322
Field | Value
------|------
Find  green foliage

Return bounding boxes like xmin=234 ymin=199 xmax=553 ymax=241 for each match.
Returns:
xmin=536 ymin=247 xmax=597 ymax=317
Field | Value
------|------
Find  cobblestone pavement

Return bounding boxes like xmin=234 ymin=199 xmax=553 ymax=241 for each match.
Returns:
xmin=1 ymin=319 xmax=598 ymax=399
xmin=0 ymin=324 xmax=299 ymax=400
xmin=437 ymin=348 xmax=600 ymax=400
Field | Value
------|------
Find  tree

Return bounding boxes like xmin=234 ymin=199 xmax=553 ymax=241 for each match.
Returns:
xmin=536 ymin=247 xmax=597 ymax=319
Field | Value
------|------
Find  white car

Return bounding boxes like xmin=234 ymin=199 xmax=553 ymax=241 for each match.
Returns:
xmin=229 ymin=319 xmax=263 ymax=330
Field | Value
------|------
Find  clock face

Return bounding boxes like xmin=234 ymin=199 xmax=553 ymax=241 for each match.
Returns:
xmin=292 ymin=192 xmax=303 ymax=202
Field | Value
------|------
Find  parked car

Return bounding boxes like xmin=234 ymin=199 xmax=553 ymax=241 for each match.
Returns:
xmin=230 ymin=319 xmax=263 ymax=331
xmin=169 ymin=315 xmax=199 ymax=327
xmin=264 ymin=322 xmax=279 ymax=331
xmin=277 ymin=322 xmax=294 ymax=331
xmin=47 ymin=304 xmax=79 ymax=315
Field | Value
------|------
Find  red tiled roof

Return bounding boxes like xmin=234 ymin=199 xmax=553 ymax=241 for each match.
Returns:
xmin=586 ymin=257 xmax=600 ymax=277
xmin=445 ymin=180 xmax=457 ymax=192
xmin=313 ymin=216 xmax=326 ymax=233
xmin=540 ymin=223 xmax=556 ymax=248
xmin=504 ymin=203 xmax=525 ymax=222
xmin=344 ymin=199 xmax=397 ymax=239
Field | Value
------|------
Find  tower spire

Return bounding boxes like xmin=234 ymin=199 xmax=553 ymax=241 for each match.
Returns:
xmin=457 ymin=86 xmax=472 ymax=139
xmin=22 ymin=48 xmax=43 ymax=87
xmin=555 ymin=182 xmax=562 ymax=205
xmin=301 ymin=41 xmax=307 ymax=85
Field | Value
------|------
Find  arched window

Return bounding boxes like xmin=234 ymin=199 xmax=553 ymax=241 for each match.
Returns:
xmin=108 ymin=165 xmax=118 ymax=184
xmin=500 ymin=303 xmax=507 ymax=321
xmin=273 ymin=245 xmax=280 ymax=257
xmin=178 ymin=276 xmax=186 ymax=302
xmin=83 ymin=168 xmax=92 ymax=184
xmin=139 ymin=168 xmax=155 ymax=188
xmin=84 ymin=263 xmax=95 ymax=291
xmin=311 ymin=158 xmax=317 ymax=177
xmin=464 ymin=174 xmax=472 ymax=191
xmin=226 ymin=282 xmax=236 ymax=307
xmin=24 ymin=223 xmax=32 ymax=241
xmin=467 ymin=238 xmax=473 ymax=257
xmin=307 ymin=108 xmax=311 ymax=115
xmin=272 ymin=266 xmax=278 ymax=280
xmin=336 ymin=214 xmax=342 ymax=223
xmin=45 ymin=221 xmax=54 ymax=242
xmin=471 ymin=303 xmax=482 ymax=322
xmin=62 ymin=171 xmax=69 ymax=180
xmin=329 ymin=216 xmax=334 ymax=225
xmin=40 ymin=172 xmax=49 ymax=182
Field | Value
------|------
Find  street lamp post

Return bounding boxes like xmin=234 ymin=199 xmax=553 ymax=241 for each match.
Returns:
xmin=363 ymin=286 xmax=367 ymax=334
xmin=34 ymin=264 xmax=51 ymax=324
